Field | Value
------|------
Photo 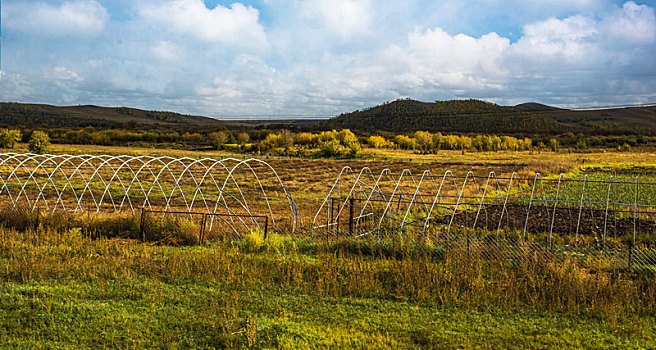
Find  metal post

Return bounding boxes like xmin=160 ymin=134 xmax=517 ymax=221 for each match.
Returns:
xmin=575 ymin=175 xmax=587 ymax=248
xmin=349 ymin=198 xmax=354 ymax=235
xmin=328 ymin=197 xmax=334 ymax=235
xmin=603 ymin=176 xmax=612 ymax=252
xmin=264 ymin=216 xmax=269 ymax=240
xmin=336 ymin=198 xmax=340 ymax=234
xmin=140 ymin=207 xmax=146 ymax=241
xmin=634 ymin=177 xmax=638 ymax=247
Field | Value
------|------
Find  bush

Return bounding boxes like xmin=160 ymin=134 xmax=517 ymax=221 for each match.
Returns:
xmin=242 ymin=227 xmax=265 ymax=252
xmin=320 ymin=139 xmax=341 ymax=156
xmin=0 ymin=129 xmax=22 ymax=149
xmin=367 ymin=135 xmax=392 ymax=148
xmin=28 ymin=131 xmax=50 ymax=154
xmin=618 ymin=143 xmax=632 ymax=152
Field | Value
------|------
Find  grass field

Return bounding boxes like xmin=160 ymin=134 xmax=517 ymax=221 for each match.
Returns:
xmin=2 ymin=144 xmax=656 ymax=348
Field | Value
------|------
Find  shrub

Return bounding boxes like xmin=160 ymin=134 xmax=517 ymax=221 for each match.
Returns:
xmin=394 ymin=135 xmax=417 ymax=150
xmin=237 ymin=132 xmax=250 ymax=145
xmin=618 ymin=143 xmax=632 ymax=152
xmin=295 ymin=132 xmax=316 ymax=146
xmin=367 ymin=135 xmax=392 ymax=148
xmin=28 ymin=131 xmax=50 ymax=154
xmin=320 ymin=139 xmax=341 ymax=156
xmin=0 ymin=129 xmax=22 ymax=148
xmin=242 ymin=227 xmax=264 ymax=252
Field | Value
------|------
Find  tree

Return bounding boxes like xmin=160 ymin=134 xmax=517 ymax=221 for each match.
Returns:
xmin=548 ymin=138 xmax=559 ymax=151
xmin=278 ymin=130 xmax=295 ymax=148
xmin=0 ymin=129 xmax=22 ymax=149
xmin=28 ymin=131 xmax=50 ymax=154
xmin=237 ymin=132 xmax=250 ymax=145
xmin=337 ymin=129 xmax=358 ymax=148
xmin=210 ymin=131 xmax=228 ymax=150
xmin=413 ymin=131 xmax=433 ymax=152
xmin=394 ymin=135 xmax=417 ymax=150
xmin=260 ymin=134 xmax=281 ymax=150
xmin=295 ymin=132 xmax=315 ymax=146
xmin=367 ymin=135 xmax=390 ymax=148
xmin=320 ymin=140 xmax=340 ymax=156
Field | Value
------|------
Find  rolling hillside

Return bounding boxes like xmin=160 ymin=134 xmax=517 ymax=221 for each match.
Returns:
xmin=0 ymin=103 xmax=224 ymax=129
xmin=321 ymin=99 xmax=656 ymax=135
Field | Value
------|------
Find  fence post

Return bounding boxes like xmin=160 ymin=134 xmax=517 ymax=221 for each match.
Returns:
xmin=336 ymin=198 xmax=340 ymax=234
xmin=329 ymin=197 xmax=334 ymax=235
xmin=349 ymin=198 xmax=354 ymax=235
xmin=199 ymin=214 xmax=206 ymax=245
xmin=140 ymin=207 xmax=146 ymax=241
xmin=264 ymin=216 xmax=269 ymax=240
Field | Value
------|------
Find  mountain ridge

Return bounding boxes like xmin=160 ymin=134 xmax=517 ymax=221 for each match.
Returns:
xmin=321 ymin=99 xmax=656 ymax=135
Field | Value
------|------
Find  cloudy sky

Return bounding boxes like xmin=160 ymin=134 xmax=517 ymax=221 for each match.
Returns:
xmin=1 ymin=0 xmax=655 ymax=118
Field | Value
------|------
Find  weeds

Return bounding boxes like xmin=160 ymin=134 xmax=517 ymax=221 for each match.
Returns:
xmin=1 ymin=206 xmax=655 ymax=347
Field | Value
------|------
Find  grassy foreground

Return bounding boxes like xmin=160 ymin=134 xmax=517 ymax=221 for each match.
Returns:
xmin=1 ymin=222 xmax=655 ymax=349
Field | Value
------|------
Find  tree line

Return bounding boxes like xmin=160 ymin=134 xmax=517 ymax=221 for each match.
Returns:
xmin=1 ymin=126 xmax=649 ymax=157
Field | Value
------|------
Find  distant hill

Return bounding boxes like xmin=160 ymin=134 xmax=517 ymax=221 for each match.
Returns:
xmin=3 ymin=100 xmax=656 ymax=136
xmin=0 ymin=103 xmax=224 ymax=129
xmin=321 ymin=99 xmax=656 ymax=135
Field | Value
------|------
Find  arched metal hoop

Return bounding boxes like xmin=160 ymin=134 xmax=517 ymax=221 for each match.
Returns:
xmin=0 ymin=153 xmax=300 ymax=234
xmin=313 ymin=167 xmax=656 ymax=246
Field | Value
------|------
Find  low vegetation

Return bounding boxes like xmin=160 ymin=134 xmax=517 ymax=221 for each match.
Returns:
xmin=1 ymin=205 xmax=655 ymax=347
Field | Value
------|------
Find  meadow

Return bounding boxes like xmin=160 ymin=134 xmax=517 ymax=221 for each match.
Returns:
xmin=2 ymin=143 xmax=656 ymax=348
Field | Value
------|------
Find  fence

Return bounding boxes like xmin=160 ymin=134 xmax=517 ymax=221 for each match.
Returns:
xmin=313 ymin=167 xmax=656 ymax=269
xmin=139 ymin=209 xmax=269 ymax=244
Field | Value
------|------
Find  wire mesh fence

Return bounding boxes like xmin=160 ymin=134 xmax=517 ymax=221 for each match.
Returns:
xmin=313 ymin=167 xmax=656 ymax=270
xmin=139 ymin=209 xmax=270 ymax=244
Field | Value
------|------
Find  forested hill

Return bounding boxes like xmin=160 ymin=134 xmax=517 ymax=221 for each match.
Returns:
xmin=0 ymin=103 xmax=224 ymax=129
xmin=321 ymin=99 xmax=656 ymax=135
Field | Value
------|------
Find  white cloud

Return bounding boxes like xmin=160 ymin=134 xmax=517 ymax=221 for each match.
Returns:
xmin=151 ymin=41 xmax=183 ymax=62
xmin=602 ymin=1 xmax=656 ymax=43
xmin=2 ymin=0 xmax=108 ymax=37
xmin=1 ymin=0 xmax=655 ymax=115
xmin=405 ymin=29 xmax=510 ymax=88
xmin=138 ymin=0 xmax=268 ymax=49
xmin=300 ymin=0 xmax=372 ymax=38
xmin=512 ymin=16 xmax=599 ymax=62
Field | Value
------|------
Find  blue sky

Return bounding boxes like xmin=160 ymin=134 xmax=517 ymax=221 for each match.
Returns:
xmin=1 ymin=0 xmax=655 ymax=118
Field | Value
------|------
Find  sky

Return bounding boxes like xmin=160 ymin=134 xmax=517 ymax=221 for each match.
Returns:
xmin=1 ymin=0 xmax=655 ymax=119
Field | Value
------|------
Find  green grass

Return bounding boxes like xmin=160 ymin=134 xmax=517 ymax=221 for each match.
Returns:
xmin=1 ymin=222 xmax=656 ymax=348
xmin=3 ymin=280 xmax=655 ymax=349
